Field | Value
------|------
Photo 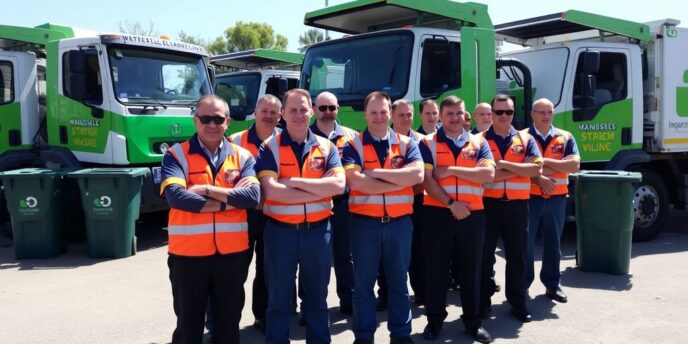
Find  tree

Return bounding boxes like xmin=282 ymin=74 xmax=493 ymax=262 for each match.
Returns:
xmin=207 ymin=21 xmax=288 ymax=55
xmin=118 ymin=19 xmax=158 ymax=37
xmin=177 ymin=31 xmax=208 ymax=47
xmin=298 ymin=29 xmax=325 ymax=53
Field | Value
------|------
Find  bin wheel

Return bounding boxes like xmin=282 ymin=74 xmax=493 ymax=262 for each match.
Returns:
xmin=632 ymin=169 xmax=668 ymax=242
xmin=131 ymin=236 xmax=138 ymax=256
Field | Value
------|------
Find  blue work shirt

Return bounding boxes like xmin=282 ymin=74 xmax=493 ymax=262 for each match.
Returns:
xmin=484 ymin=126 xmax=542 ymax=160
xmin=527 ymin=126 xmax=579 ymax=158
xmin=341 ymin=129 xmax=422 ymax=170
xmin=255 ymin=129 xmax=342 ymax=178
xmin=419 ymin=127 xmax=494 ymax=166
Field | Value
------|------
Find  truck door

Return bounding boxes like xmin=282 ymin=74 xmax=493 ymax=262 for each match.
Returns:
xmin=564 ymin=48 xmax=633 ymax=162
xmin=57 ymin=43 xmax=111 ymax=163
xmin=0 ymin=52 xmax=38 ymax=151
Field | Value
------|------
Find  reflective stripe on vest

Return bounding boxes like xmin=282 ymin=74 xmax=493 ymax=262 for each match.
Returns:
xmin=262 ymin=133 xmax=334 ymax=224
xmin=167 ymin=140 xmax=250 ymax=256
xmin=483 ymin=131 xmax=532 ymax=200
xmin=348 ymin=132 xmax=414 ymax=217
xmin=423 ymin=133 xmax=486 ymax=210
xmin=527 ymin=129 xmax=571 ymax=197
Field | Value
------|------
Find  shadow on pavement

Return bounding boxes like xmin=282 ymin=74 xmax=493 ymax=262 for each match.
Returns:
xmin=0 ymin=212 xmax=169 ymax=270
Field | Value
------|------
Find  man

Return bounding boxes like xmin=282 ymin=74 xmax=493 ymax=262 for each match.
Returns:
xmin=161 ymin=95 xmax=260 ymax=344
xmin=225 ymin=94 xmax=281 ymax=333
xmin=480 ymin=94 xmax=542 ymax=323
xmin=419 ymin=96 xmax=495 ymax=343
xmin=389 ymin=99 xmax=426 ymax=306
xmin=417 ymin=98 xmax=440 ymax=135
xmin=472 ymin=103 xmax=493 ymax=134
xmin=463 ymin=111 xmax=472 ymax=132
xmin=310 ymin=91 xmax=358 ymax=316
xmin=524 ymin=98 xmax=580 ymax=303
xmin=256 ymin=88 xmax=345 ymax=344
xmin=342 ymin=91 xmax=424 ymax=344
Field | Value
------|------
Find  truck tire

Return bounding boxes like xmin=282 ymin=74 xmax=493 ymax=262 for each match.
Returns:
xmin=632 ymin=169 xmax=669 ymax=242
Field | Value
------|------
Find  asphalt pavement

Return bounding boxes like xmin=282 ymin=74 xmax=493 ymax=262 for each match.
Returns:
xmin=1 ymin=210 xmax=687 ymax=344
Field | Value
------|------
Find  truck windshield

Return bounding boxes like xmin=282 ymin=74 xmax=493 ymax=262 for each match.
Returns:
xmin=107 ymin=46 xmax=211 ymax=106
xmin=214 ymin=73 xmax=261 ymax=121
xmin=301 ymin=32 xmax=413 ymax=105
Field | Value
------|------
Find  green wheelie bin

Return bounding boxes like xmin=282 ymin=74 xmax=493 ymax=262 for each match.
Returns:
xmin=68 ymin=168 xmax=149 ymax=259
xmin=0 ymin=168 xmax=79 ymax=259
xmin=571 ymin=170 xmax=642 ymax=274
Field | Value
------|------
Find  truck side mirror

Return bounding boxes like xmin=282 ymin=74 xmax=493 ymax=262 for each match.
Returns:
xmin=207 ymin=65 xmax=215 ymax=90
xmin=582 ymin=51 xmax=600 ymax=75
xmin=581 ymin=74 xmax=597 ymax=108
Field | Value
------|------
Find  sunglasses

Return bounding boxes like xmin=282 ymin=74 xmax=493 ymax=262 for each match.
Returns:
xmin=318 ymin=105 xmax=337 ymax=112
xmin=196 ymin=115 xmax=226 ymax=125
xmin=493 ymin=109 xmax=515 ymax=116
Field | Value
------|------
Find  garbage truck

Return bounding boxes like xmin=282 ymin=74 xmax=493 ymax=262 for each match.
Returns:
xmin=299 ymin=0 xmax=688 ymax=241
xmin=210 ymin=49 xmax=301 ymax=132
xmin=0 ymin=23 xmax=213 ymax=214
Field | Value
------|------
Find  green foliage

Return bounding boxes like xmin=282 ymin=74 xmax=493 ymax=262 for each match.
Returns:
xmin=118 ymin=19 xmax=158 ymax=37
xmin=298 ymin=29 xmax=325 ymax=53
xmin=207 ymin=21 xmax=288 ymax=55
xmin=177 ymin=31 xmax=208 ymax=47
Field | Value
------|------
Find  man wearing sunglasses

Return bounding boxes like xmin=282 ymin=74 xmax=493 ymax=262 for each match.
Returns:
xmin=524 ymin=98 xmax=580 ymax=304
xmin=160 ymin=95 xmax=261 ymax=344
xmin=480 ymin=94 xmax=542 ymax=324
xmin=310 ymin=91 xmax=359 ymax=318
xmin=256 ymin=88 xmax=345 ymax=343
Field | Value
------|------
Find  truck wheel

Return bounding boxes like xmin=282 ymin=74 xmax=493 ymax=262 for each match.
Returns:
xmin=131 ymin=236 xmax=138 ymax=256
xmin=632 ymin=169 xmax=669 ymax=242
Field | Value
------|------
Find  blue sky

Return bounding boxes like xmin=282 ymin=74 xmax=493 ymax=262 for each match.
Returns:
xmin=4 ymin=0 xmax=688 ymax=52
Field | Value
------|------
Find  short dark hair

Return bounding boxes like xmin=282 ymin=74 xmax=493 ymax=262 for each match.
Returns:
xmin=195 ymin=94 xmax=229 ymax=117
xmin=392 ymin=99 xmax=412 ymax=112
xmin=490 ymin=94 xmax=512 ymax=108
xmin=282 ymin=88 xmax=312 ymax=108
xmin=419 ymin=98 xmax=437 ymax=113
xmin=439 ymin=95 xmax=464 ymax=113
xmin=364 ymin=91 xmax=391 ymax=111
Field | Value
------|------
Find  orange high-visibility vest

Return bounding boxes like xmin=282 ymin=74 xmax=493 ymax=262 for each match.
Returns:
xmin=262 ymin=133 xmax=335 ymax=224
xmin=228 ymin=127 xmax=280 ymax=158
xmin=527 ymin=128 xmax=572 ymax=197
xmin=423 ymin=133 xmax=486 ymax=210
xmin=348 ymin=132 xmax=415 ymax=217
xmin=332 ymin=125 xmax=359 ymax=158
xmin=166 ymin=141 xmax=252 ymax=256
xmin=483 ymin=131 xmax=533 ymax=200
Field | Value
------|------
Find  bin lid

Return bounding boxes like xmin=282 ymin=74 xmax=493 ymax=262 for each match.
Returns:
xmin=68 ymin=167 xmax=150 ymax=179
xmin=0 ymin=168 xmax=68 ymax=179
xmin=569 ymin=170 xmax=642 ymax=182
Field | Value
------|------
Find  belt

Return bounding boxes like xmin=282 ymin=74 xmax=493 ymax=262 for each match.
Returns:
xmin=268 ymin=218 xmax=329 ymax=230
xmin=353 ymin=214 xmax=404 ymax=224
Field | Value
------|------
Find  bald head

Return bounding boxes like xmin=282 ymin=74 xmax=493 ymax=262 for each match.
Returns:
xmin=314 ymin=91 xmax=339 ymax=124
xmin=474 ymin=102 xmax=492 ymax=132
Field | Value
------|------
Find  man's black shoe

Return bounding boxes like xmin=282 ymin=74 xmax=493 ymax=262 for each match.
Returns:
xmin=510 ymin=307 xmax=533 ymax=323
xmin=253 ymin=318 xmax=266 ymax=334
xmin=353 ymin=339 xmax=373 ymax=344
xmin=376 ymin=297 xmax=388 ymax=311
xmin=297 ymin=311 xmax=306 ymax=326
xmin=390 ymin=335 xmax=414 ymax=344
xmin=465 ymin=326 xmax=492 ymax=344
xmin=422 ymin=323 xmax=441 ymax=340
xmin=340 ymin=304 xmax=353 ymax=315
xmin=546 ymin=287 xmax=568 ymax=303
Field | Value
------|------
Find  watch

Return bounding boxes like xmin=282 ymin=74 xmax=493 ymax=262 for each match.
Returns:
xmin=447 ymin=199 xmax=455 ymax=207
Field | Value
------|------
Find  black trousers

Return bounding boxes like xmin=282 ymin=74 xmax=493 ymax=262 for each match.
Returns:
xmin=169 ymin=250 xmax=249 ymax=344
xmin=247 ymin=208 xmax=269 ymax=321
xmin=481 ymin=198 xmax=529 ymax=311
xmin=424 ymin=206 xmax=485 ymax=330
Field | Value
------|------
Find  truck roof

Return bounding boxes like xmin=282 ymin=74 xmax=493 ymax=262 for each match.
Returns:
xmin=210 ymin=49 xmax=303 ymax=70
xmin=495 ymin=10 xmax=650 ymax=47
xmin=0 ymin=23 xmax=71 ymax=49
xmin=304 ymin=0 xmax=492 ymax=34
